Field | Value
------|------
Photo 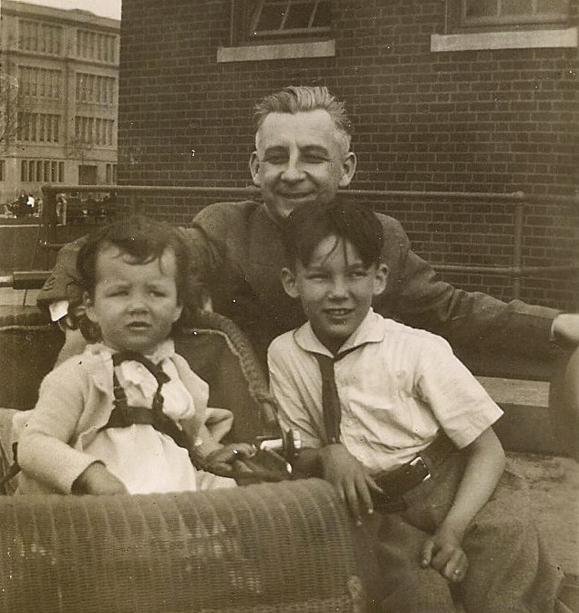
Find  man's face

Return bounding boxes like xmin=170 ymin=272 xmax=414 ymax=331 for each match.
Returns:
xmin=281 ymin=236 xmax=387 ymax=355
xmin=249 ymin=109 xmax=356 ymax=222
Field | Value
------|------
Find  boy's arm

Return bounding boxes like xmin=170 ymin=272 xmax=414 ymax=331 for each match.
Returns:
xmin=294 ymin=444 xmax=382 ymax=523
xmin=421 ymin=427 xmax=506 ymax=582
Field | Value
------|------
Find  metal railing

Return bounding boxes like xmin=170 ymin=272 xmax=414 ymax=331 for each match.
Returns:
xmin=3 ymin=183 xmax=576 ymax=297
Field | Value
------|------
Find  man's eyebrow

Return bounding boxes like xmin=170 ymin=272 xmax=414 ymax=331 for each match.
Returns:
xmin=301 ymin=145 xmax=329 ymax=154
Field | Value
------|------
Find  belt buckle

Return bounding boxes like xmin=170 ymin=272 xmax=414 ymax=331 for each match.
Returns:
xmin=409 ymin=456 xmax=431 ymax=483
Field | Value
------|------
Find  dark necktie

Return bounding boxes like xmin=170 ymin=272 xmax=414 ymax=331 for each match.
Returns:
xmin=313 ymin=349 xmax=356 ymax=445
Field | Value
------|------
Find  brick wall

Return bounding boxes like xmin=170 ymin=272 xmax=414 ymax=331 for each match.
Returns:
xmin=118 ymin=0 xmax=579 ymax=310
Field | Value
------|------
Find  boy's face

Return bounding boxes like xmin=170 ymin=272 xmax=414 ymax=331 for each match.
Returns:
xmin=249 ymin=110 xmax=356 ymax=223
xmin=85 ymin=246 xmax=183 ymax=354
xmin=281 ymin=236 xmax=387 ymax=354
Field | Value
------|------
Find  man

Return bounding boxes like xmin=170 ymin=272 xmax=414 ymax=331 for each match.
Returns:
xmin=39 ymin=85 xmax=579 ymax=365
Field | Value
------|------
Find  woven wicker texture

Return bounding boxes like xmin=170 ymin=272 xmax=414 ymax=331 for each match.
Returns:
xmin=0 ymin=309 xmax=277 ymax=441
xmin=0 ymin=479 xmax=360 ymax=613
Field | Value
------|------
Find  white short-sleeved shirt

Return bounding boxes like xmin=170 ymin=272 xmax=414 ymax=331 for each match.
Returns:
xmin=268 ymin=310 xmax=503 ymax=475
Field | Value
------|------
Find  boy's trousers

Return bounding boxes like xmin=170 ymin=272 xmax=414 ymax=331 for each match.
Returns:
xmin=361 ymin=450 xmax=563 ymax=613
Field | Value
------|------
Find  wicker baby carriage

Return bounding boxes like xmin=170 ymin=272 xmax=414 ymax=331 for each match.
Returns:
xmin=0 ymin=307 xmax=367 ymax=613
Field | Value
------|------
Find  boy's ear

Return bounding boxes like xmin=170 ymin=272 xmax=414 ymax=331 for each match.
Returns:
xmin=83 ymin=291 xmax=98 ymax=323
xmin=281 ymin=267 xmax=300 ymax=299
xmin=373 ymin=263 xmax=388 ymax=296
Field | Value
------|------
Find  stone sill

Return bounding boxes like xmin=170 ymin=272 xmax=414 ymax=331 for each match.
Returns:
xmin=217 ymin=39 xmax=335 ymax=63
xmin=431 ymin=27 xmax=578 ymax=52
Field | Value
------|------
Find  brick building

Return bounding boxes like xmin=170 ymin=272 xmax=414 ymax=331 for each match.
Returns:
xmin=117 ymin=0 xmax=578 ymax=310
xmin=0 ymin=0 xmax=119 ymax=206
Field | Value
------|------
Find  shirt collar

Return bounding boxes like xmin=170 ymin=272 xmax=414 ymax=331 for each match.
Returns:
xmin=88 ymin=339 xmax=176 ymax=364
xmin=293 ymin=309 xmax=386 ymax=357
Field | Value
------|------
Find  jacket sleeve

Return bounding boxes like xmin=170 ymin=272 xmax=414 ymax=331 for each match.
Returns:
xmin=17 ymin=363 xmax=99 ymax=493
xmin=376 ymin=215 xmax=559 ymax=358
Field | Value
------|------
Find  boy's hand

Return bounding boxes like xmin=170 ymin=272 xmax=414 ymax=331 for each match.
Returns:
xmin=203 ymin=443 xmax=257 ymax=476
xmin=72 ymin=462 xmax=128 ymax=495
xmin=318 ymin=444 xmax=382 ymax=524
xmin=420 ymin=524 xmax=468 ymax=583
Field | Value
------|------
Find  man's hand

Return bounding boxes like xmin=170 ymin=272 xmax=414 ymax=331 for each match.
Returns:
xmin=421 ymin=523 xmax=469 ymax=583
xmin=318 ymin=444 xmax=382 ymax=524
xmin=553 ymin=314 xmax=579 ymax=345
xmin=72 ymin=462 xmax=128 ymax=495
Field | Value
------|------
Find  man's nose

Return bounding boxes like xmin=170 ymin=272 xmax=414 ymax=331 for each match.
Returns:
xmin=280 ymin=157 xmax=305 ymax=182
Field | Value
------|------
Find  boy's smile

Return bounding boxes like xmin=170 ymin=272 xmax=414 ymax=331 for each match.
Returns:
xmin=282 ymin=235 xmax=387 ymax=354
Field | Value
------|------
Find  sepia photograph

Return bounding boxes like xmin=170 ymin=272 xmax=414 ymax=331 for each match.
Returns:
xmin=0 ymin=0 xmax=578 ymax=611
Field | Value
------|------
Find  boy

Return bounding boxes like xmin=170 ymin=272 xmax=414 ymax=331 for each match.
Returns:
xmin=268 ymin=201 xmax=562 ymax=612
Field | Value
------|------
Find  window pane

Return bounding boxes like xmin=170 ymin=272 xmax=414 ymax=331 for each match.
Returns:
xmin=285 ymin=3 xmax=315 ymax=29
xmin=502 ymin=0 xmax=532 ymax=16
xmin=312 ymin=1 xmax=331 ymax=27
xmin=465 ymin=0 xmax=498 ymax=18
xmin=257 ymin=4 xmax=285 ymax=30
xmin=536 ymin=0 xmax=568 ymax=12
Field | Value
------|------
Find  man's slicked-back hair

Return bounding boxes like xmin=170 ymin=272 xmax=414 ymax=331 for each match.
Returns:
xmin=282 ymin=200 xmax=383 ymax=270
xmin=254 ymin=85 xmax=352 ymax=151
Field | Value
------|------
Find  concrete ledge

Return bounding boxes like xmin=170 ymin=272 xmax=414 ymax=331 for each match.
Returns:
xmin=431 ymin=28 xmax=578 ymax=52
xmin=217 ymin=40 xmax=335 ymax=63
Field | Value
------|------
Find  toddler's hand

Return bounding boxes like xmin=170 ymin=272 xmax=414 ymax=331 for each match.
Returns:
xmin=319 ymin=444 xmax=381 ymax=524
xmin=420 ymin=525 xmax=468 ymax=583
xmin=203 ymin=443 xmax=257 ymax=476
xmin=73 ymin=462 xmax=128 ymax=495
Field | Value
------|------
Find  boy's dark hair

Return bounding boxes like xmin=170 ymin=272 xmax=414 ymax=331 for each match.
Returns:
xmin=71 ymin=215 xmax=201 ymax=341
xmin=282 ymin=200 xmax=383 ymax=269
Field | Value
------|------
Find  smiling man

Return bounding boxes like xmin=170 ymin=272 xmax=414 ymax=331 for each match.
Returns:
xmin=39 ymin=85 xmax=579 ymax=366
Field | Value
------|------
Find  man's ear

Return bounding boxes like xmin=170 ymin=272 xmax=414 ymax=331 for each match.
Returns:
xmin=338 ymin=151 xmax=357 ymax=188
xmin=249 ymin=151 xmax=261 ymax=187
xmin=373 ymin=263 xmax=388 ymax=296
xmin=281 ymin=267 xmax=300 ymax=299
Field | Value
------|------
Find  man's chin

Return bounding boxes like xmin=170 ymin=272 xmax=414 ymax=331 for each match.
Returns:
xmin=265 ymin=196 xmax=315 ymax=221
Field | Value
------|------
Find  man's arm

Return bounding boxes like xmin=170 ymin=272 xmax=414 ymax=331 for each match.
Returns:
xmin=376 ymin=215 xmax=567 ymax=358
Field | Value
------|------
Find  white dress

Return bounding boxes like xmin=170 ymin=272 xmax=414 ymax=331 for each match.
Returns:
xmin=85 ymin=340 xmax=235 ymax=494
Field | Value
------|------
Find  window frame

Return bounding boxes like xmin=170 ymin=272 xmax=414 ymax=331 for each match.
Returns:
xmin=448 ymin=0 xmax=571 ymax=34
xmin=230 ymin=0 xmax=331 ymax=47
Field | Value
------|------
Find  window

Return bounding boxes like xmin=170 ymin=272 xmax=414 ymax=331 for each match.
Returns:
xmin=17 ymin=113 xmax=60 ymax=143
xmin=19 ymin=159 xmax=65 ymax=183
xmin=461 ymin=0 xmax=568 ymax=29
xmin=231 ymin=0 xmax=331 ymax=45
xmin=18 ymin=20 xmax=62 ymax=55
xmin=0 ymin=160 xmax=4 ymax=181
xmin=432 ymin=0 xmax=575 ymax=51
xmin=76 ymin=30 xmax=117 ymax=63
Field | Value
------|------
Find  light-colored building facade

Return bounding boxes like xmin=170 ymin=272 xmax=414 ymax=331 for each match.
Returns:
xmin=0 ymin=0 xmax=119 ymax=206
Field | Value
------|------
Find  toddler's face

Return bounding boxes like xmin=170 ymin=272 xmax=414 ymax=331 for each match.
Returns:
xmin=282 ymin=235 xmax=387 ymax=354
xmin=85 ymin=246 xmax=183 ymax=354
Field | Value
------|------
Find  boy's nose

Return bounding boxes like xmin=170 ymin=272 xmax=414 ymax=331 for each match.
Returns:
xmin=328 ymin=278 xmax=349 ymax=298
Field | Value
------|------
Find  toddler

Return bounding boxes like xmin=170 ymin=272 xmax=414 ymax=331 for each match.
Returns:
xmin=17 ymin=216 xmax=254 ymax=495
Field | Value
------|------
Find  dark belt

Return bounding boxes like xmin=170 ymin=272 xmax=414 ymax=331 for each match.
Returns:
xmin=371 ymin=432 xmax=457 ymax=513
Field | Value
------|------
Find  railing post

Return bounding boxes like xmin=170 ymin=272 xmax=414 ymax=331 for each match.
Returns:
xmin=40 ymin=184 xmax=58 ymax=268
xmin=512 ymin=193 xmax=525 ymax=300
